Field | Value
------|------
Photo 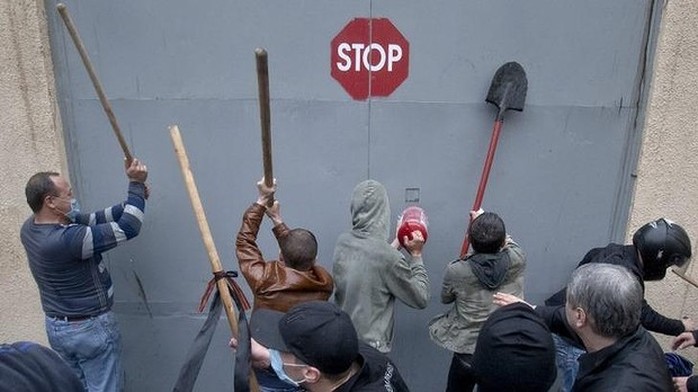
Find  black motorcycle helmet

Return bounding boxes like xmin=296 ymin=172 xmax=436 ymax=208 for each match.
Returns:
xmin=632 ymin=218 xmax=692 ymax=281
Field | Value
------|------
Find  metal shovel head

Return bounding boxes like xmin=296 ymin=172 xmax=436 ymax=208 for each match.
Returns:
xmin=486 ymin=61 xmax=528 ymax=113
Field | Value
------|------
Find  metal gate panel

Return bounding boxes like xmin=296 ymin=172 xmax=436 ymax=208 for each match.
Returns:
xmin=45 ymin=1 xmax=658 ymax=390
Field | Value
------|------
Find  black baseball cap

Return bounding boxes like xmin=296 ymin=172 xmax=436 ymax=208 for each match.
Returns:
xmin=251 ymin=301 xmax=359 ymax=375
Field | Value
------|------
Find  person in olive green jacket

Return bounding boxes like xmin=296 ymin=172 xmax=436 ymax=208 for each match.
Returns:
xmin=428 ymin=210 xmax=525 ymax=392
xmin=333 ymin=179 xmax=430 ymax=354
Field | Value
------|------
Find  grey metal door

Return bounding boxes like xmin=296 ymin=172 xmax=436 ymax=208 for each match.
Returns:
xmin=46 ymin=1 xmax=659 ymax=390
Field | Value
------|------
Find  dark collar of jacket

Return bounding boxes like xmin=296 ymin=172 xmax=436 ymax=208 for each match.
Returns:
xmin=334 ymin=343 xmax=410 ymax=392
xmin=574 ymin=327 xmax=672 ymax=391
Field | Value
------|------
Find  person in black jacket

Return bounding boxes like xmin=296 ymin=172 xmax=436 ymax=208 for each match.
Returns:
xmin=544 ymin=218 xmax=693 ymax=390
xmin=495 ymin=263 xmax=673 ymax=391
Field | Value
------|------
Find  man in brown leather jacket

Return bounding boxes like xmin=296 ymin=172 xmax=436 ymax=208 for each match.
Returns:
xmin=235 ymin=177 xmax=334 ymax=312
xmin=236 ymin=178 xmax=334 ymax=391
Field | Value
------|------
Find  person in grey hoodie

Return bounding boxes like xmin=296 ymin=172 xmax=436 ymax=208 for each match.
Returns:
xmin=333 ymin=179 xmax=430 ymax=354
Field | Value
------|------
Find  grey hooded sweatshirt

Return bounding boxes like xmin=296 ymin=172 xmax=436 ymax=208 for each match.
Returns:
xmin=333 ymin=180 xmax=430 ymax=353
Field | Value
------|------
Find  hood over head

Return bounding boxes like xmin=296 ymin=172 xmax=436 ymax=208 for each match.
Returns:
xmin=350 ymin=180 xmax=391 ymax=241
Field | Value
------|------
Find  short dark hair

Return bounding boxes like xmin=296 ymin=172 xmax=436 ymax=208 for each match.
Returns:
xmin=280 ymin=228 xmax=318 ymax=270
xmin=25 ymin=172 xmax=59 ymax=213
xmin=468 ymin=212 xmax=506 ymax=254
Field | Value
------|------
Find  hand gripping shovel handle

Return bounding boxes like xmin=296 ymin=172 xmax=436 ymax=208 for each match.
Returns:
xmin=56 ymin=3 xmax=133 ymax=163
xmin=460 ymin=119 xmax=503 ymax=258
xmin=255 ymin=49 xmax=274 ymax=204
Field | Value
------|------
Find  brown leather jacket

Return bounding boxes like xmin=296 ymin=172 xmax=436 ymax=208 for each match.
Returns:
xmin=235 ymin=203 xmax=334 ymax=312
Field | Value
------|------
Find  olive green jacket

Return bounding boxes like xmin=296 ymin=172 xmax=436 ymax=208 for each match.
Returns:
xmin=428 ymin=239 xmax=525 ymax=354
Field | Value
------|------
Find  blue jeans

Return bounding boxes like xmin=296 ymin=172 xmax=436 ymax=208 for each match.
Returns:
xmin=46 ymin=311 xmax=123 ymax=392
xmin=552 ymin=334 xmax=584 ymax=392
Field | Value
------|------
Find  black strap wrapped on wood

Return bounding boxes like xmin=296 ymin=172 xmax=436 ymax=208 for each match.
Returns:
xmin=172 ymin=272 xmax=251 ymax=392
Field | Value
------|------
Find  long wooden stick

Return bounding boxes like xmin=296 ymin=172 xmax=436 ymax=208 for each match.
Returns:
xmin=673 ymin=268 xmax=698 ymax=289
xmin=255 ymin=49 xmax=273 ymax=192
xmin=57 ymin=3 xmax=133 ymax=163
xmin=170 ymin=125 xmax=238 ymax=333
xmin=169 ymin=125 xmax=258 ymax=391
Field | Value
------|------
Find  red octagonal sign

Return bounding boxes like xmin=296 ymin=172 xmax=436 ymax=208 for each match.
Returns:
xmin=331 ymin=18 xmax=410 ymax=100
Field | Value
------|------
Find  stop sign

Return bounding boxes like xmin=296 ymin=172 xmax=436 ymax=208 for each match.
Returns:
xmin=331 ymin=18 xmax=410 ymax=100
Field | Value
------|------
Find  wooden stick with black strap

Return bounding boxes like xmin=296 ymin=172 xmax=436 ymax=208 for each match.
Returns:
xmin=56 ymin=3 xmax=133 ymax=163
xmin=255 ymin=49 xmax=274 ymax=198
xmin=169 ymin=125 xmax=259 ymax=392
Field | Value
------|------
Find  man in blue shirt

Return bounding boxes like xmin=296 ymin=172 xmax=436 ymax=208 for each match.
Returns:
xmin=20 ymin=158 xmax=148 ymax=392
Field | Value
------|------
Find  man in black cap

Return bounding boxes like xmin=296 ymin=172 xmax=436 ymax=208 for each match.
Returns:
xmin=246 ymin=301 xmax=410 ymax=391
xmin=473 ymin=302 xmax=561 ymax=392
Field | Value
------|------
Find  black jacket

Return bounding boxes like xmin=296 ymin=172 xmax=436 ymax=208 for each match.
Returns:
xmin=335 ymin=343 xmax=410 ymax=392
xmin=545 ymin=244 xmax=684 ymax=336
xmin=536 ymin=306 xmax=673 ymax=391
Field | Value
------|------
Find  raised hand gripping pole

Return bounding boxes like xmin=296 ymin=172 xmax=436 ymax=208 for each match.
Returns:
xmin=56 ymin=3 xmax=132 ymax=163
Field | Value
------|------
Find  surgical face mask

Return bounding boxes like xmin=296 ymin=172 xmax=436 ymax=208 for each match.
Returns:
xmin=53 ymin=196 xmax=81 ymax=223
xmin=269 ymin=349 xmax=306 ymax=387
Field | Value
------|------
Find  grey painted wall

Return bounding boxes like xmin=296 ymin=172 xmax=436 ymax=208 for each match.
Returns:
xmin=45 ymin=1 xmax=659 ymax=390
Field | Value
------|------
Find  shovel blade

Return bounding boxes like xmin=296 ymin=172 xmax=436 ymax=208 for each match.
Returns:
xmin=486 ymin=61 xmax=528 ymax=113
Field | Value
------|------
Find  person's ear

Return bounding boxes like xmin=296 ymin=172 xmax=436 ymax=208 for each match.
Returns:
xmin=302 ymin=366 xmax=321 ymax=384
xmin=573 ymin=307 xmax=587 ymax=328
xmin=44 ymin=195 xmax=57 ymax=210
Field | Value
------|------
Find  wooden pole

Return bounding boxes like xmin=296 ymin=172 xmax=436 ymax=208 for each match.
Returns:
xmin=169 ymin=125 xmax=259 ymax=392
xmin=56 ymin=3 xmax=133 ymax=163
xmin=255 ymin=49 xmax=274 ymax=194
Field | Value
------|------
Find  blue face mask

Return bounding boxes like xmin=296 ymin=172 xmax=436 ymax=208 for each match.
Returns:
xmin=269 ymin=349 xmax=306 ymax=387
xmin=54 ymin=197 xmax=81 ymax=223
xmin=66 ymin=198 xmax=81 ymax=222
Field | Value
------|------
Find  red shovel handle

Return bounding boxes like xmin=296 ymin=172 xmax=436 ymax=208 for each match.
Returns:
xmin=460 ymin=119 xmax=503 ymax=258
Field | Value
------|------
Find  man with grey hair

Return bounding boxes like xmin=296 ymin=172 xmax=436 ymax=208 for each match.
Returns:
xmin=495 ymin=263 xmax=672 ymax=391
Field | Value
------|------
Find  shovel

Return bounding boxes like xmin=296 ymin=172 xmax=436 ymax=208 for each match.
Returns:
xmin=460 ymin=62 xmax=528 ymax=258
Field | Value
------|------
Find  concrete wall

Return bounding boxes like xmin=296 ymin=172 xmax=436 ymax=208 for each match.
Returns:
xmin=0 ymin=0 xmax=66 ymax=343
xmin=631 ymin=0 xmax=698 ymax=360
